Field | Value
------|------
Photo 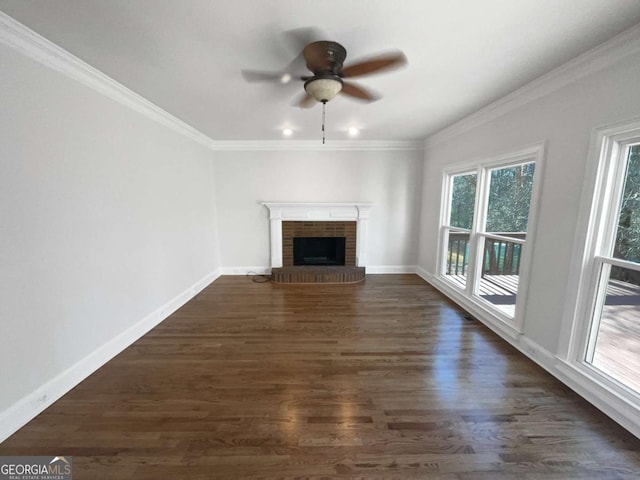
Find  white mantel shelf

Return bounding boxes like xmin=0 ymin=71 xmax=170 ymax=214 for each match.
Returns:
xmin=261 ymin=202 xmax=373 ymax=269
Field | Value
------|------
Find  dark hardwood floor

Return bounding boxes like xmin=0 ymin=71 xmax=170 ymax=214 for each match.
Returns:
xmin=1 ymin=274 xmax=639 ymax=479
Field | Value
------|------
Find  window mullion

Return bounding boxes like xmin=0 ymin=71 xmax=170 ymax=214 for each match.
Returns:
xmin=466 ymin=166 xmax=489 ymax=297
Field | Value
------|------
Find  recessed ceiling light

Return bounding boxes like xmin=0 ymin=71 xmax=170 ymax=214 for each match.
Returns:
xmin=348 ymin=127 xmax=359 ymax=136
xmin=280 ymin=73 xmax=292 ymax=84
xmin=282 ymin=128 xmax=293 ymax=136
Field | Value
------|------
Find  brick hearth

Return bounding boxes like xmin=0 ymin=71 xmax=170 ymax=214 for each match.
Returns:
xmin=270 ymin=266 xmax=365 ymax=284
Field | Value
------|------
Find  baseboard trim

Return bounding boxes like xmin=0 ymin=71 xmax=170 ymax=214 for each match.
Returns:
xmin=420 ymin=269 xmax=520 ymax=340
xmin=512 ymin=339 xmax=640 ymax=439
xmin=220 ymin=266 xmax=271 ymax=275
xmin=220 ymin=266 xmax=418 ymax=276
xmin=518 ymin=336 xmax=557 ymax=366
xmin=366 ymin=265 xmax=417 ymax=274
xmin=415 ymin=265 xmax=430 ymax=281
xmin=416 ymin=265 xmax=640 ymax=439
xmin=0 ymin=269 xmax=221 ymax=443
xmin=554 ymin=360 xmax=640 ymax=439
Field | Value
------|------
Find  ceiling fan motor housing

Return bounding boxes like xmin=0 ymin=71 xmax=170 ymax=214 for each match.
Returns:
xmin=302 ymin=41 xmax=347 ymax=103
xmin=303 ymin=41 xmax=347 ymax=74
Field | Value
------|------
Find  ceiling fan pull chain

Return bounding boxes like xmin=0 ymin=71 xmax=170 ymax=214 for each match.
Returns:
xmin=322 ymin=100 xmax=326 ymax=144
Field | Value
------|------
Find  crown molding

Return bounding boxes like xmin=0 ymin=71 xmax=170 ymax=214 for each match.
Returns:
xmin=424 ymin=22 xmax=640 ymax=149
xmin=0 ymin=12 xmax=217 ymax=149
xmin=210 ymin=140 xmax=424 ymax=151
xmin=0 ymin=12 xmax=424 ymax=154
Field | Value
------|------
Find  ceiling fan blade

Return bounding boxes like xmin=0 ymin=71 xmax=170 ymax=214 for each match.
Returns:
xmin=341 ymin=51 xmax=407 ymax=78
xmin=294 ymin=92 xmax=317 ymax=109
xmin=241 ymin=28 xmax=326 ymax=84
xmin=340 ymin=82 xmax=380 ymax=102
xmin=241 ymin=68 xmax=307 ymax=85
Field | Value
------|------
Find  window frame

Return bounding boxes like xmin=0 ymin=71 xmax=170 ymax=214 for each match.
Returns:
xmin=437 ymin=144 xmax=545 ymax=332
xmin=438 ymin=168 xmax=478 ymax=290
xmin=561 ymin=121 xmax=640 ymax=400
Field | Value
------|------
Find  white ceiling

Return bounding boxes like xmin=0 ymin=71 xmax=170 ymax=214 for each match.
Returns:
xmin=2 ymin=0 xmax=640 ymax=141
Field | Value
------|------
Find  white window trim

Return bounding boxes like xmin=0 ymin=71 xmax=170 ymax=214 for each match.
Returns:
xmin=558 ymin=117 xmax=640 ymax=403
xmin=437 ymin=143 xmax=546 ymax=334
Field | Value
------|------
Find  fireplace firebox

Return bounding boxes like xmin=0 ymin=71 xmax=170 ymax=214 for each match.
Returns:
xmin=282 ymin=221 xmax=356 ymax=267
xmin=294 ymin=237 xmax=346 ymax=266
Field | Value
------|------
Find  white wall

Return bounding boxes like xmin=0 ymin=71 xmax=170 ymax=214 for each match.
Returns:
xmin=0 ymin=41 xmax=220 ymax=432
xmin=419 ymin=48 xmax=640 ymax=351
xmin=418 ymin=35 xmax=640 ymax=436
xmin=213 ymin=149 xmax=424 ymax=270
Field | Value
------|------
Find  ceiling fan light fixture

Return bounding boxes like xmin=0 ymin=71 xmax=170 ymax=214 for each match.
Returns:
xmin=304 ymin=76 xmax=343 ymax=103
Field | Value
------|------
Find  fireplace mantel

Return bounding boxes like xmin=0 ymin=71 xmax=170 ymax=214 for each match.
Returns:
xmin=261 ymin=202 xmax=372 ymax=269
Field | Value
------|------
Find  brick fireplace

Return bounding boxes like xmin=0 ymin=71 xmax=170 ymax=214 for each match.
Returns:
xmin=262 ymin=203 xmax=372 ymax=283
xmin=282 ymin=221 xmax=356 ymax=267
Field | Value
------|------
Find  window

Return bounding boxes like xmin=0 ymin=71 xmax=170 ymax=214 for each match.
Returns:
xmin=476 ymin=162 xmax=535 ymax=317
xmin=583 ymin=143 xmax=640 ymax=394
xmin=439 ymin=147 xmax=541 ymax=324
xmin=442 ymin=172 xmax=477 ymax=289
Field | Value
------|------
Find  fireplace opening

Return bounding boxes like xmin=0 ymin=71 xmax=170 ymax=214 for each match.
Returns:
xmin=293 ymin=237 xmax=346 ymax=266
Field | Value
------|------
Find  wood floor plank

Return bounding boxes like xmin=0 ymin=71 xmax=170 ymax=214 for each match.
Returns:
xmin=1 ymin=274 xmax=639 ymax=478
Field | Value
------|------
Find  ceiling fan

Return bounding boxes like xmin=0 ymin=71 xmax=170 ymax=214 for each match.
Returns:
xmin=242 ymin=36 xmax=407 ymax=108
